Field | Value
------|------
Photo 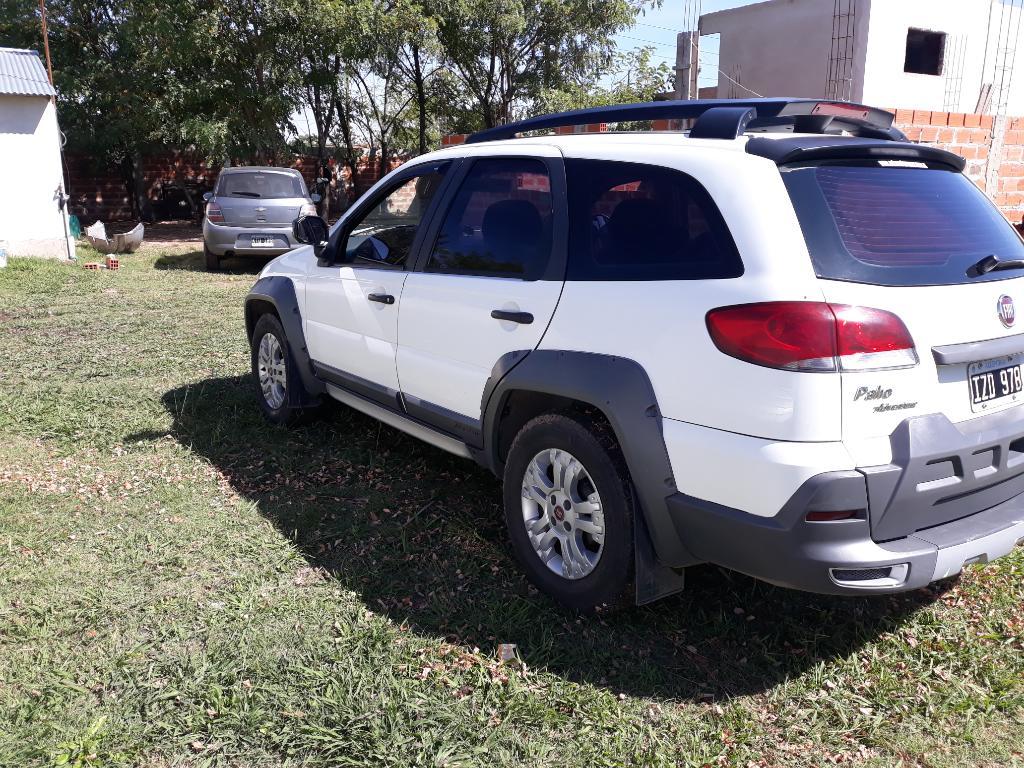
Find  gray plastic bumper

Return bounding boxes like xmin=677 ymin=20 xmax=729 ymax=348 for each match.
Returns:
xmin=668 ymin=470 xmax=1024 ymax=595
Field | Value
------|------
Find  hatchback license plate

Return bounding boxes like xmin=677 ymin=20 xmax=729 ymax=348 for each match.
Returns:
xmin=969 ymin=354 xmax=1024 ymax=412
xmin=251 ymin=236 xmax=274 ymax=247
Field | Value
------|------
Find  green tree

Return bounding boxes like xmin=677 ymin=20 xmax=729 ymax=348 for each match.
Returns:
xmin=537 ymin=46 xmax=674 ymax=115
xmin=432 ymin=0 xmax=647 ymax=129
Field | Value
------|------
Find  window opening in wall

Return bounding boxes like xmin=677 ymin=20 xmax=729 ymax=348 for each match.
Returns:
xmin=905 ymin=28 xmax=946 ymax=75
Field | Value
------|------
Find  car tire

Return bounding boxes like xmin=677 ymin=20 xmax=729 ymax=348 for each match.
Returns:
xmin=250 ymin=313 xmax=302 ymax=426
xmin=204 ymin=244 xmax=220 ymax=271
xmin=502 ymin=412 xmax=635 ymax=612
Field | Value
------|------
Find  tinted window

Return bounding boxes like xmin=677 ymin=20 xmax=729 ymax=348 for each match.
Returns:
xmin=344 ymin=167 xmax=448 ymax=268
xmin=218 ymin=171 xmax=305 ymax=199
xmin=427 ymin=158 xmax=553 ymax=279
xmin=566 ymin=159 xmax=743 ymax=281
xmin=784 ymin=163 xmax=1024 ymax=286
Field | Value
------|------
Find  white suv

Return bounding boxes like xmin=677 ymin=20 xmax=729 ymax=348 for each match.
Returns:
xmin=245 ymin=98 xmax=1024 ymax=611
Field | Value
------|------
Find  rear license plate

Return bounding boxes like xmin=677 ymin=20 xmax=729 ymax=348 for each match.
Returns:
xmin=251 ymin=236 xmax=274 ymax=247
xmin=969 ymin=353 xmax=1024 ymax=412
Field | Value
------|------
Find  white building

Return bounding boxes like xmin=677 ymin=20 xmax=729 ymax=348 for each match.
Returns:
xmin=687 ymin=0 xmax=1024 ymax=114
xmin=0 ymin=47 xmax=74 ymax=259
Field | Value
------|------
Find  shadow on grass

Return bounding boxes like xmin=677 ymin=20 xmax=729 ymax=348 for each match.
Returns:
xmin=144 ymin=374 xmax=949 ymax=701
xmin=154 ymin=250 xmax=272 ymax=274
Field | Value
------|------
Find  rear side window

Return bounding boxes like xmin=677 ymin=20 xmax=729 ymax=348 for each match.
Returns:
xmin=784 ymin=164 xmax=1024 ymax=285
xmin=427 ymin=158 xmax=553 ymax=279
xmin=218 ymin=171 xmax=305 ymax=199
xmin=565 ymin=158 xmax=743 ymax=281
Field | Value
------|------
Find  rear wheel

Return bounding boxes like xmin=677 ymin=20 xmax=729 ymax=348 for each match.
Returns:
xmin=250 ymin=313 xmax=301 ymax=426
xmin=204 ymin=244 xmax=220 ymax=271
xmin=502 ymin=413 xmax=634 ymax=612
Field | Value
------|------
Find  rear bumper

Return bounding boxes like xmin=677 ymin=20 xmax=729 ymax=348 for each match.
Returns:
xmin=669 ymin=475 xmax=1024 ymax=594
xmin=667 ymin=406 xmax=1024 ymax=594
xmin=203 ymin=221 xmax=294 ymax=256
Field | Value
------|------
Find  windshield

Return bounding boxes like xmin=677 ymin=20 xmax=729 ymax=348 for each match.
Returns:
xmin=218 ymin=171 xmax=306 ymax=199
xmin=783 ymin=163 xmax=1024 ymax=286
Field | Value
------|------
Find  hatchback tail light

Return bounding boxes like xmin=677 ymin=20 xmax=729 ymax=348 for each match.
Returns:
xmin=705 ymin=302 xmax=918 ymax=372
xmin=206 ymin=201 xmax=225 ymax=224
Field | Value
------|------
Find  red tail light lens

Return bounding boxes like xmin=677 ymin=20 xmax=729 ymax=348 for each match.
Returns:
xmin=706 ymin=302 xmax=917 ymax=372
xmin=830 ymin=304 xmax=919 ymax=370
xmin=206 ymin=201 xmax=224 ymax=224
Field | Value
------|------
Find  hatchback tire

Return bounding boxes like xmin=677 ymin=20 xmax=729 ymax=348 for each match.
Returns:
xmin=204 ymin=244 xmax=220 ymax=271
xmin=502 ymin=412 xmax=635 ymax=612
xmin=250 ymin=313 xmax=302 ymax=426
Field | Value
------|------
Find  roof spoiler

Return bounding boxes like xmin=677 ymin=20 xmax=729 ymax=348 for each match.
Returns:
xmin=745 ymin=136 xmax=967 ymax=171
xmin=464 ymin=98 xmax=904 ymax=144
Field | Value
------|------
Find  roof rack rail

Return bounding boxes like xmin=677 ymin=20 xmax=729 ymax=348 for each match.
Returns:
xmin=464 ymin=98 xmax=905 ymax=144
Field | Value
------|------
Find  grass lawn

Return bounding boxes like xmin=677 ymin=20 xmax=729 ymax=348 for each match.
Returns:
xmin=0 ymin=245 xmax=1022 ymax=767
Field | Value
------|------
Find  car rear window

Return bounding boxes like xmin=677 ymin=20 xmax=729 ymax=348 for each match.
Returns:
xmin=218 ymin=171 xmax=305 ymax=199
xmin=783 ymin=163 xmax=1024 ymax=285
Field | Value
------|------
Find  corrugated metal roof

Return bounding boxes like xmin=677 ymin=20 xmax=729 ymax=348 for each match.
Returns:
xmin=0 ymin=47 xmax=56 ymax=97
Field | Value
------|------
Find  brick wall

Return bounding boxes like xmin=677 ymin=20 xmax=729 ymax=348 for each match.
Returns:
xmin=443 ymin=108 xmax=1024 ymax=226
xmin=65 ymin=151 xmax=403 ymax=223
xmin=888 ymin=109 xmax=1024 ymax=224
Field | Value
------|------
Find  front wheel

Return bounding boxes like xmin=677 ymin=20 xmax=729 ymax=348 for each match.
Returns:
xmin=250 ymin=313 xmax=301 ymax=426
xmin=502 ymin=413 xmax=635 ymax=612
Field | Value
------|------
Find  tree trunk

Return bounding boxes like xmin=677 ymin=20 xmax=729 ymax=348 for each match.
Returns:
xmin=379 ymin=140 xmax=389 ymax=182
xmin=129 ymin=150 xmax=154 ymax=223
xmin=412 ymin=45 xmax=428 ymax=155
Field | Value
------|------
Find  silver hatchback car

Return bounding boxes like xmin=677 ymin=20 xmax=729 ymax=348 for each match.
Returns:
xmin=202 ymin=166 xmax=319 ymax=270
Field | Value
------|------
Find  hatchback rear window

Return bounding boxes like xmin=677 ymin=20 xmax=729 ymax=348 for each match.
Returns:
xmin=218 ymin=171 xmax=306 ymax=199
xmin=784 ymin=163 xmax=1024 ymax=285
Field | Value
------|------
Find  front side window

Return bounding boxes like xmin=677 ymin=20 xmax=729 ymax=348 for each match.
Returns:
xmin=427 ymin=158 xmax=553 ymax=279
xmin=343 ymin=167 xmax=448 ymax=268
xmin=566 ymin=158 xmax=743 ymax=280
xmin=218 ymin=171 xmax=305 ymax=199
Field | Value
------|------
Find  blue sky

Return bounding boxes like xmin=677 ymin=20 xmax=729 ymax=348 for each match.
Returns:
xmin=614 ymin=0 xmax=763 ymax=87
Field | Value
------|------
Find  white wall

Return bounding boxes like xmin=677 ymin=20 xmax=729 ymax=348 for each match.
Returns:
xmin=699 ymin=0 xmax=1024 ymax=114
xmin=0 ymin=94 xmax=74 ymax=259
xmin=862 ymin=0 xmax=1024 ymax=113
xmin=699 ymin=0 xmax=870 ymax=101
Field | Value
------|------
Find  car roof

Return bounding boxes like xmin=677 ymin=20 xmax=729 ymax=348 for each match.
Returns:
xmin=219 ymin=166 xmax=302 ymax=175
xmin=419 ymin=130 xmax=964 ymax=172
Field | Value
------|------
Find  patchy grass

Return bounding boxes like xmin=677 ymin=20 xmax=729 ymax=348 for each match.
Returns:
xmin=0 ymin=248 xmax=1022 ymax=767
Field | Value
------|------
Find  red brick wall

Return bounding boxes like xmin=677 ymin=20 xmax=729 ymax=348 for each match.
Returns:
xmin=888 ymin=109 xmax=1024 ymax=223
xmin=65 ymin=151 xmax=402 ymax=223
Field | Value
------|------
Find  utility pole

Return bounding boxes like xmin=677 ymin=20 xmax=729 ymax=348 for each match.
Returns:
xmin=39 ymin=0 xmax=54 ymax=86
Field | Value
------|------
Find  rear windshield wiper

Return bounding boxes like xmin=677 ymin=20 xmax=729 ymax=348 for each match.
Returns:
xmin=967 ymin=254 xmax=1024 ymax=277
xmin=231 ymin=191 xmax=262 ymax=198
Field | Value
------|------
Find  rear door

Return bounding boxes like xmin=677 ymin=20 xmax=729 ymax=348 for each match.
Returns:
xmin=216 ymin=169 xmax=309 ymax=225
xmin=784 ymin=161 xmax=1024 ymax=447
xmin=395 ymin=151 xmax=567 ymax=443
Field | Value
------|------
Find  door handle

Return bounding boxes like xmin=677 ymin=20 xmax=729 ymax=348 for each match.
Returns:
xmin=368 ymin=293 xmax=395 ymax=305
xmin=491 ymin=309 xmax=534 ymax=324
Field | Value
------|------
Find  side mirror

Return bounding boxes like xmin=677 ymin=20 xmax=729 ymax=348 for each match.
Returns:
xmin=292 ymin=214 xmax=330 ymax=258
xmin=202 ymin=191 xmax=213 ymax=202
xmin=310 ymin=193 xmax=322 ymax=203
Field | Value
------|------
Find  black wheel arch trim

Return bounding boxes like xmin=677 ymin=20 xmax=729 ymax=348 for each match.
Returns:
xmin=479 ymin=349 xmax=699 ymax=571
xmin=245 ymin=276 xmax=325 ymax=407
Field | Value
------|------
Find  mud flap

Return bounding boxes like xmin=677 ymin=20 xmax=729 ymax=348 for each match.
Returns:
xmin=634 ymin=496 xmax=685 ymax=605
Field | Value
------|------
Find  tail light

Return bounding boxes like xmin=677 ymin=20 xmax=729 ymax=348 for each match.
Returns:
xmin=706 ymin=302 xmax=918 ymax=372
xmin=206 ymin=201 xmax=224 ymax=224
xmin=299 ymin=203 xmax=318 ymax=217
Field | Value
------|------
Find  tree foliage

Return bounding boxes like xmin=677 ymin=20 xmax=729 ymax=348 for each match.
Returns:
xmin=0 ymin=0 xmax=661 ymax=174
